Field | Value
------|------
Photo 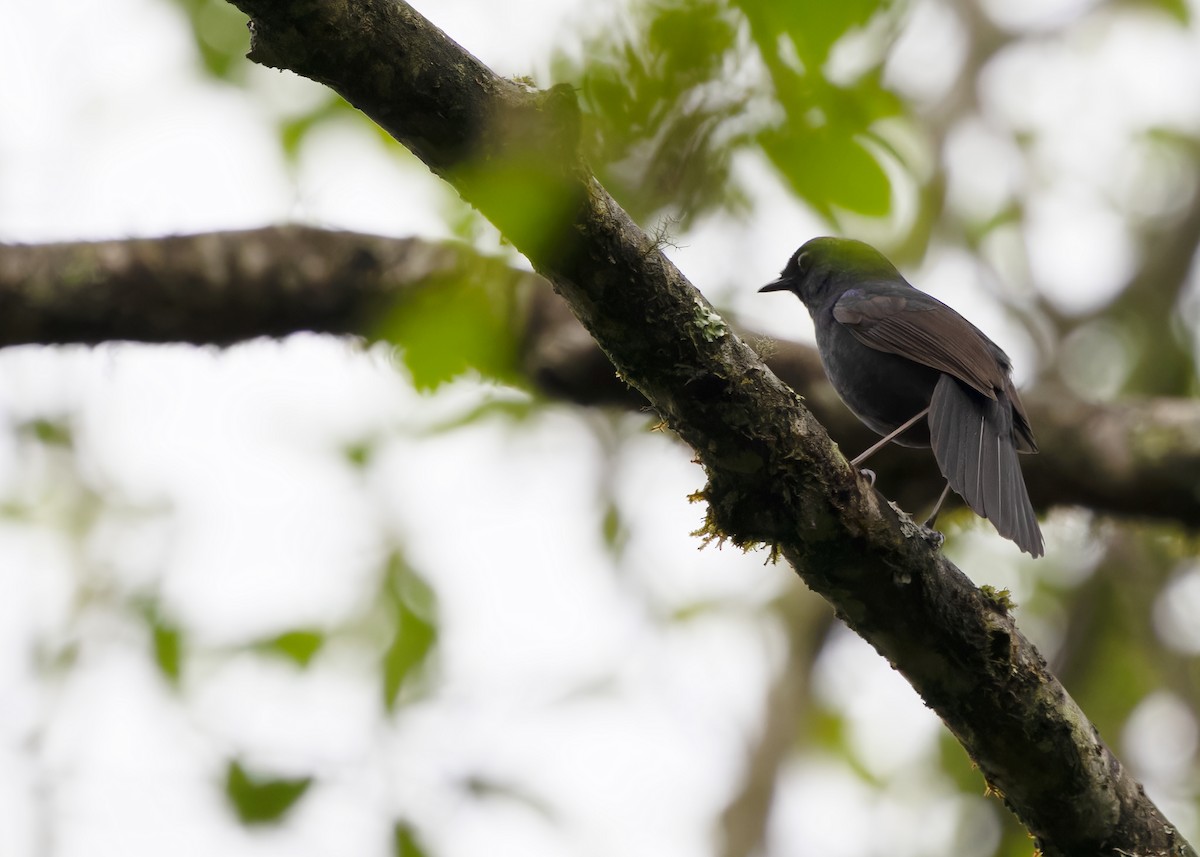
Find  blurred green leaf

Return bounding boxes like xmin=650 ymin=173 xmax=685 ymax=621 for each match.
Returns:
xmin=382 ymin=603 xmax=436 ymax=711
xmin=806 ymin=705 xmax=846 ymax=751
xmin=760 ymin=123 xmax=892 ymax=218
xmin=378 ymin=264 xmax=523 ymax=392
xmin=170 ymin=0 xmax=250 ymax=80
xmin=138 ymin=602 xmax=185 ymax=688
xmin=23 ymin=419 xmax=73 ymax=447
xmin=343 ymin=440 xmax=374 ymax=469
xmin=601 ymin=500 xmax=627 ymax=556
xmin=382 ymin=555 xmax=439 ymax=712
xmin=258 ymin=630 xmax=326 ymax=668
xmin=225 ymin=760 xmax=313 ymax=825
xmin=1129 ymin=0 xmax=1190 ymax=24
xmin=393 ymin=821 xmax=430 ymax=857
xmin=153 ymin=622 xmax=184 ymax=686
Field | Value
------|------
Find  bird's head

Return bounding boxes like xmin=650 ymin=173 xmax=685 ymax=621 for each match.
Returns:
xmin=760 ymin=237 xmax=902 ymax=310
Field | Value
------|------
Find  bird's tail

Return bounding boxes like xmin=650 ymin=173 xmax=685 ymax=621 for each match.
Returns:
xmin=929 ymin=375 xmax=1044 ymax=557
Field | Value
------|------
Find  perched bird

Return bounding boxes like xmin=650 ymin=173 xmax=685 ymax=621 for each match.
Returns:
xmin=760 ymin=237 xmax=1043 ymax=557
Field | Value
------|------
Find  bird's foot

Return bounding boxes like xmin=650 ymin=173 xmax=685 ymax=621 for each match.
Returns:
xmin=858 ymin=467 xmax=876 ymax=488
xmin=919 ymin=526 xmax=945 ymax=551
xmin=889 ymin=501 xmax=945 ymax=551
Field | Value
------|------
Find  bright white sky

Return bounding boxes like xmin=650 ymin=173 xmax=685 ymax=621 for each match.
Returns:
xmin=2 ymin=1 xmax=1200 ymax=856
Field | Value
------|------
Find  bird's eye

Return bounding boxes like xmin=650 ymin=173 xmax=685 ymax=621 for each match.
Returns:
xmin=793 ymin=251 xmax=809 ymax=273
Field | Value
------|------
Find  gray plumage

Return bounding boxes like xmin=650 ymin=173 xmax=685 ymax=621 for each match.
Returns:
xmin=761 ymin=237 xmax=1043 ymax=557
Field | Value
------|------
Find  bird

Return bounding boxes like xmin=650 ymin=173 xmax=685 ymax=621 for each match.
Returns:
xmin=760 ymin=237 xmax=1043 ymax=557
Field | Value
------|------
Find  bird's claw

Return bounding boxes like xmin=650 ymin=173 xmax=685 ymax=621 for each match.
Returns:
xmin=920 ymin=526 xmax=945 ymax=550
xmin=888 ymin=501 xmax=945 ymax=551
xmin=858 ymin=467 xmax=876 ymax=488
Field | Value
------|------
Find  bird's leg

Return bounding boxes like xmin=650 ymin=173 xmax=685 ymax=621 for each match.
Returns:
xmin=850 ymin=406 xmax=931 ymax=467
xmin=923 ymin=481 xmax=953 ymax=528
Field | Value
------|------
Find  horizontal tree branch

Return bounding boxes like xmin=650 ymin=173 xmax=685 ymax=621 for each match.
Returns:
xmin=3 ymin=228 xmax=1199 ymax=533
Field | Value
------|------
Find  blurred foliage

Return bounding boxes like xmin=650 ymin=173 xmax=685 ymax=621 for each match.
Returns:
xmin=22 ymin=418 xmax=74 ymax=448
xmin=552 ymin=0 xmax=906 ymax=228
xmin=172 ymin=0 xmax=252 ymax=80
xmin=1067 ymin=129 xmax=1200 ymax=399
xmin=224 ymin=759 xmax=313 ymax=825
xmin=255 ymin=629 xmax=326 ymax=667
xmin=381 ymin=553 xmax=439 ymax=712
xmin=1133 ymin=0 xmax=1191 ymax=24
xmin=552 ymin=0 xmax=747 ymax=227
xmin=600 ymin=498 xmax=627 ymax=556
xmin=737 ymin=0 xmax=902 ymax=220
xmin=343 ymin=439 xmax=375 ymax=469
xmin=140 ymin=600 xmax=186 ymax=688
xmin=167 ymin=0 xmax=382 ymax=167
xmin=393 ymin=821 xmax=431 ymax=857
xmin=167 ymin=0 xmax=920 ymax=237
xmin=376 ymin=258 xmax=525 ymax=392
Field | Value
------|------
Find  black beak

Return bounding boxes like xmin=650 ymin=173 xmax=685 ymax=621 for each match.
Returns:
xmin=759 ymin=277 xmax=790 ymax=293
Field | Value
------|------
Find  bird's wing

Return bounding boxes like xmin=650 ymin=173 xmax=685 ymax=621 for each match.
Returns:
xmin=832 ymin=288 xmax=1006 ymax=400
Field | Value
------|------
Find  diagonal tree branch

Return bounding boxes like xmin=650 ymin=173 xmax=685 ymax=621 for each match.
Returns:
xmin=4 ymin=228 xmax=1200 ymax=534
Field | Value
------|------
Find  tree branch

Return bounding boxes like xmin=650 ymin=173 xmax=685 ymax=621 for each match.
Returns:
xmin=719 ymin=589 xmax=834 ymax=857
xmin=0 ymin=228 xmax=446 ymax=345
xmin=5 ymin=228 xmax=1200 ymax=534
